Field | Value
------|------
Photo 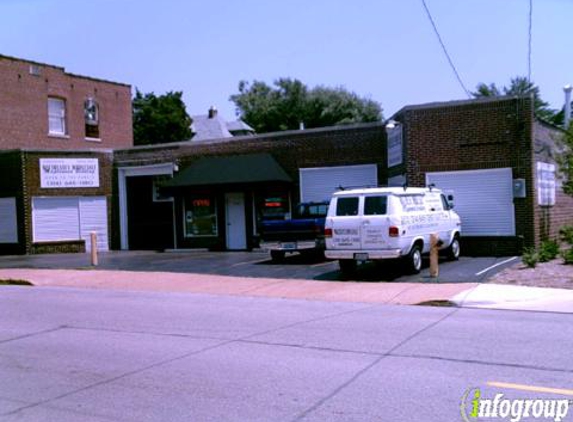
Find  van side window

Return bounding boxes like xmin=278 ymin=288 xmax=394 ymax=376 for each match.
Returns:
xmin=440 ymin=194 xmax=451 ymax=210
xmin=364 ymin=196 xmax=387 ymax=215
xmin=336 ymin=197 xmax=359 ymax=216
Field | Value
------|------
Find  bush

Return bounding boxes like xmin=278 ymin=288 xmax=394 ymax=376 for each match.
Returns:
xmin=559 ymin=225 xmax=573 ymax=246
xmin=538 ymin=240 xmax=560 ymax=262
xmin=522 ymin=248 xmax=539 ymax=268
xmin=561 ymin=248 xmax=573 ymax=265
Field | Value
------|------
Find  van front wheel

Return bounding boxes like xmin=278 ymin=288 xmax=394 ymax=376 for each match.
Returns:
xmin=406 ymin=245 xmax=422 ymax=274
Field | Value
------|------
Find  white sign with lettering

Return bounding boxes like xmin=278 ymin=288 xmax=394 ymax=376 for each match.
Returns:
xmin=40 ymin=158 xmax=100 ymax=188
xmin=537 ymin=162 xmax=555 ymax=206
xmin=387 ymin=126 xmax=403 ymax=168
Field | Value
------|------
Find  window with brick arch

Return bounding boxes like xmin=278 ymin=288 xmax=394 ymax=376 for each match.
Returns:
xmin=84 ymin=98 xmax=100 ymax=139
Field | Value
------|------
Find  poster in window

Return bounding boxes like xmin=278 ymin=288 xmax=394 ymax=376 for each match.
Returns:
xmin=184 ymin=196 xmax=218 ymax=237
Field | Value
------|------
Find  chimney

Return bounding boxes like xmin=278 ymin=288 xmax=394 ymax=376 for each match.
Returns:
xmin=564 ymin=85 xmax=572 ymax=129
xmin=208 ymin=106 xmax=218 ymax=119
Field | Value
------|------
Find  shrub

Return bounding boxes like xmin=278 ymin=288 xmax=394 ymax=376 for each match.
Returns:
xmin=538 ymin=240 xmax=560 ymax=262
xmin=561 ymin=248 xmax=573 ymax=265
xmin=559 ymin=225 xmax=573 ymax=246
xmin=522 ymin=248 xmax=539 ymax=268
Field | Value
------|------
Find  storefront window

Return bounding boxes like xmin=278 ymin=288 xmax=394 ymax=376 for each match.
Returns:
xmin=184 ymin=196 xmax=218 ymax=237
xmin=257 ymin=193 xmax=290 ymax=220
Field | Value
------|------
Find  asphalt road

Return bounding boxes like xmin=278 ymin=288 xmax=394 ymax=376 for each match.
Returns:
xmin=1 ymin=286 xmax=572 ymax=422
xmin=0 ymin=250 xmax=517 ymax=283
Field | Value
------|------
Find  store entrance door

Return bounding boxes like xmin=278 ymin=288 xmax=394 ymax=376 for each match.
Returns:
xmin=225 ymin=192 xmax=247 ymax=250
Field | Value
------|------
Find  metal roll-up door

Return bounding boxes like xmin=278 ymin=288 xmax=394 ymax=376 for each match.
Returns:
xmin=0 ymin=198 xmax=18 ymax=243
xmin=79 ymin=197 xmax=109 ymax=251
xmin=300 ymin=164 xmax=378 ymax=203
xmin=426 ymin=168 xmax=515 ymax=236
xmin=32 ymin=197 xmax=80 ymax=241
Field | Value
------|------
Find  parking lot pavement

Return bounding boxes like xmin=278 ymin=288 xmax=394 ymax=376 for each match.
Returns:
xmin=0 ymin=250 xmax=517 ymax=284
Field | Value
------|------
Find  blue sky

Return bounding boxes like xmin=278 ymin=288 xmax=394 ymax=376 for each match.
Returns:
xmin=2 ymin=0 xmax=571 ymax=120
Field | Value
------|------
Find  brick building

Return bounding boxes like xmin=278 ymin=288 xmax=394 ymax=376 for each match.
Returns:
xmin=112 ymin=96 xmax=572 ymax=256
xmin=0 ymin=60 xmax=570 ymax=257
xmin=0 ymin=55 xmax=131 ymax=254
xmin=0 ymin=55 xmax=132 ymax=150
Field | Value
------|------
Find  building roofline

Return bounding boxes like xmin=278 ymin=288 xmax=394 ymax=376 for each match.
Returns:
xmin=0 ymin=54 xmax=131 ymax=88
xmin=116 ymin=121 xmax=386 ymax=153
xmin=391 ymin=95 xmax=531 ymax=118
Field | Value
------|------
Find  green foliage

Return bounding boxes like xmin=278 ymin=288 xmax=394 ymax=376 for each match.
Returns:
xmin=559 ymin=225 xmax=573 ymax=245
xmin=521 ymin=247 xmax=539 ymax=268
xmin=472 ymin=76 xmax=558 ymax=124
xmin=538 ymin=240 xmax=560 ymax=262
xmin=561 ymin=248 xmax=573 ymax=265
xmin=230 ymin=78 xmax=382 ymax=133
xmin=132 ymin=90 xmax=192 ymax=146
xmin=557 ymin=123 xmax=573 ymax=197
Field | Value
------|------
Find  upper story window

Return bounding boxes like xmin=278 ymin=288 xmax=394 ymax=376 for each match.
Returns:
xmin=48 ymin=97 xmax=67 ymax=136
xmin=84 ymin=98 xmax=100 ymax=139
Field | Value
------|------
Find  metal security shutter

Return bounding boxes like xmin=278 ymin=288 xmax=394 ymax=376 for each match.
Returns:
xmin=0 ymin=198 xmax=18 ymax=243
xmin=426 ymin=168 xmax=515 ymax=236
xmin=300 ymin=164 xmax=378 ymax=203
xmin=33 ymin=197 xmax=80 ymax=241
xmin=79 ymin=197 xmax=109 ymax=251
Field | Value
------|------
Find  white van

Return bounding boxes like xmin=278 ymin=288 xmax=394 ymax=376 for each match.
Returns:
xmin=324 ymin=187 xmax=461 ymax=274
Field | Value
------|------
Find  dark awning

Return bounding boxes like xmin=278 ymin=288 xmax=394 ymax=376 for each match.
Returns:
xmin=165 ymin=153 xmax=292 ymax=188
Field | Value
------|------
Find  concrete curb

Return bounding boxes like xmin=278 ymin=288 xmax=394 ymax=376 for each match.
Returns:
xmin=451 ymin=284 xmax=573 ymax=313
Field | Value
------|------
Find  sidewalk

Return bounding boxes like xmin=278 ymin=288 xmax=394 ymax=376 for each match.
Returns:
xmin=2 ymin=268 xmax=573 ymax=312
xmin=0 ymin=268 xmax=473 ymax=306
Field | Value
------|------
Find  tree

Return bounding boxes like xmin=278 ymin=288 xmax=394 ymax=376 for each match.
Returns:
xmin=559 ymin=122 xmax=573 ymax=197
xmin=132 ymin=90 xmax=192 ymax=146
xmin=472 ymin=76 xmax=557 ymax=123
xmin=230 ymin=78 xmax=382 ymax=133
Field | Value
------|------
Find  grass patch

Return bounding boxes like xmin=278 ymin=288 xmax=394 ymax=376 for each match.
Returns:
xmin=0 ymin=279 xmax=33 ymax=286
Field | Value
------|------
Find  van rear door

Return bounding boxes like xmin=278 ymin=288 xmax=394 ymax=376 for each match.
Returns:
xmin=329 ymin=195 xmax=361 ymax=250
xmin=361 ymin=195 xmax=390 ymax=250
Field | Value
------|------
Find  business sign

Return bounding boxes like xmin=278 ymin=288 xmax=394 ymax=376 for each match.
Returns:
xmin=536 ymin=162 xmax=555 ymax=206
xmin=387 ymin=125 xmax=403 ymax=168
xmin=40 ymin=158 xmax=100 ymax=188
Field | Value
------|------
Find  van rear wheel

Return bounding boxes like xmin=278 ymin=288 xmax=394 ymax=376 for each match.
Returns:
xmin=405 ymin=245 xmax=422 ymax=274
xmin=446 ymin=236 xmax=461 ymax=261
xmin=339 ymin=259 xmax=357 ymax=275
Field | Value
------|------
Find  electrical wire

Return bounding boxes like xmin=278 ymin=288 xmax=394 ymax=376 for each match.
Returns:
xmin=528 ymin=0 xmax=533 ymax=83
xmin=421 ymin=0 xmax=472 ymax=98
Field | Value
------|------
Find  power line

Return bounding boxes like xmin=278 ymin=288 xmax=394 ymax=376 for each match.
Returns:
xmin=420 ymin=0 xmax=472 ymax=98
xmin=528 ymin=0 xmax=533 ymax=83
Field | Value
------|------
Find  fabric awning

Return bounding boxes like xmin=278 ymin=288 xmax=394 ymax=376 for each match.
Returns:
xmin=165 ymin=153 xmax=292 ymax=188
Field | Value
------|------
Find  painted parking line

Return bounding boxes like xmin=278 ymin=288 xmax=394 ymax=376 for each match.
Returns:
xmin=475 ymin=257 xmax=517 ymax=276
xmin=311 ymin=261 xmax=336 ymax=268
xmin=487 ymin=381 xmax=573 ymax=397
xmin=231 ymin=258 xmax=270 ymax=267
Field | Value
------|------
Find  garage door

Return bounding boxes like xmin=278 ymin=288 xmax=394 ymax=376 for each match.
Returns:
xmin=426 ymin=168 xmax=515 ymax=236
xmin=32 ymin=196 xmax=109 ymax=251
xmin=0 ymin=198 xmax=18 ymax=243
xmin=300 ymin=164 xmax=378 ymax=203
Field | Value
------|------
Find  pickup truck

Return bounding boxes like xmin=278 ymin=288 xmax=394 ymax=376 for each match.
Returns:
xmin=260 ymin=201 xmax=329 ymax=261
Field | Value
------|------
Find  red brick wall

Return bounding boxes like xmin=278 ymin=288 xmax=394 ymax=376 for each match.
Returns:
xmin=395 ymin=97 xmax=536 ymax=255
xmin=534 ymin=121 xmax=573 ymax=242
xmin=21 ymin=150 xmax=114 ymax=254
xmin=0 ymin=55 xmax=133 ymax=150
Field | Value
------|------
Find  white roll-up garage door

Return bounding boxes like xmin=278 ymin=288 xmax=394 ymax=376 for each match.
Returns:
xmin=32 ymin=196 xmax=109 ymax=251
xmin=300 ymin=164 xmax=378 ymax=203
xmin=426 ymin=168 xmax=515 ymax=236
